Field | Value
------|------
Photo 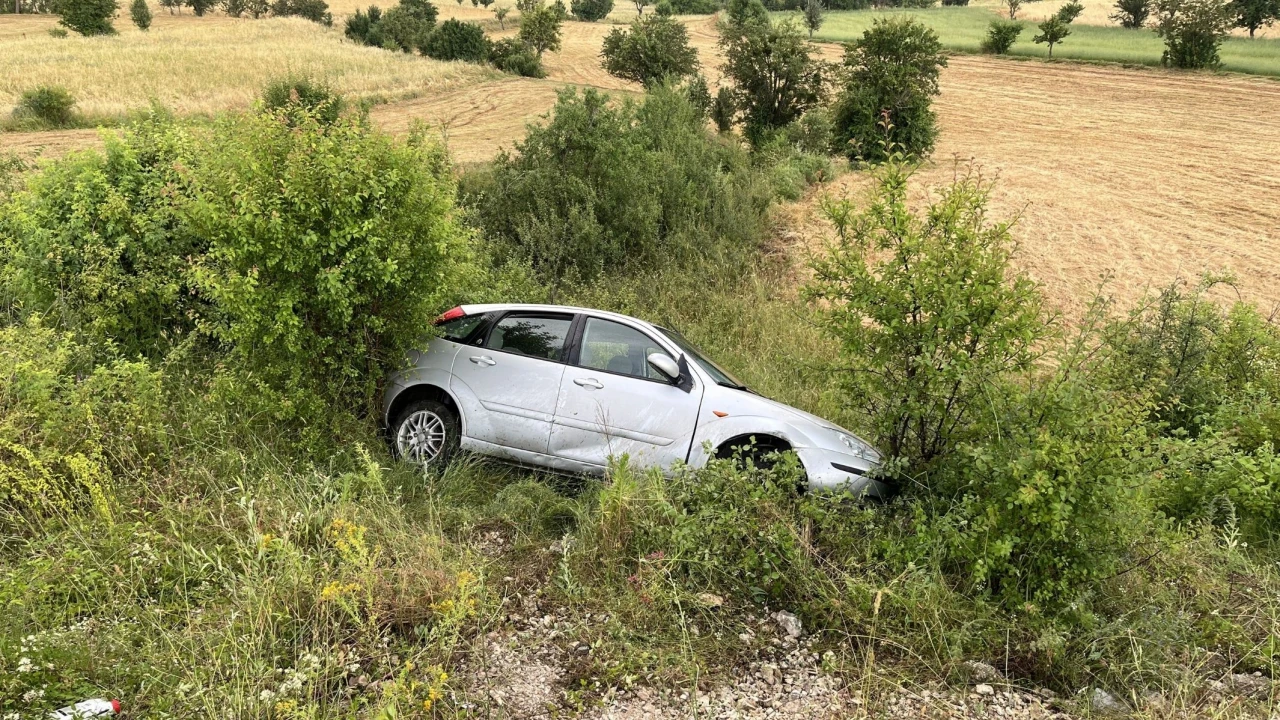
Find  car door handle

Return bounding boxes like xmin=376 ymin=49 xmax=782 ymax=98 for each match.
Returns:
xmin=469 ymin=355 xmax=497 ymax=366
xmin=573 ymin=377 xmax=603 ymax=389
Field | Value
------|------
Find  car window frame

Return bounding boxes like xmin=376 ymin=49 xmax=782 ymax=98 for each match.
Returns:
xmin=566 ymin=314 xmax=683 ymax=385
xmin=476 ymin=310 xmax=578 ymax=363
xmin=436 ymin=311 xmax=495 ymax=346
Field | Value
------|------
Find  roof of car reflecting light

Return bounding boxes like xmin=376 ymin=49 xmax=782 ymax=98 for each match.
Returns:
xmin=459 ymin=303 xmax=660 ymax=330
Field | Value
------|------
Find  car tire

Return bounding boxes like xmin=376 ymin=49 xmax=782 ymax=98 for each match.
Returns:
xmin=715 ymin=436 xmax=807 ymax=493
xmin=391 ymin=399 xmax=461 ymax=469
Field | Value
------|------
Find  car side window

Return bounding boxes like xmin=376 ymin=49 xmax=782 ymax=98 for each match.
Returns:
xmin=485 ymin=314 xmax=573 ymax=361
xmin=438 ymin=314 xmax=487 ymax=342
xmin=578 ymin=317 xmax=671 ymax=380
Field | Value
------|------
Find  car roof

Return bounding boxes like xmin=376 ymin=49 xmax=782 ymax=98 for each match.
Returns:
xmin=459 ymin=303 xmax=664 ymax=332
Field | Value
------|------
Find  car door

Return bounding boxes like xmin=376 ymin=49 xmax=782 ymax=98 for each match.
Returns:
xmin=449 ymin=311 xmax=574 ymax=455
xmin=549 ymin=316 xmax=703 ymax=470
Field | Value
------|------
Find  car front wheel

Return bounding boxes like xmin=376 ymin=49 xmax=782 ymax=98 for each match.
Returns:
xmin=392 ymin=399 xmax=460 ymax=468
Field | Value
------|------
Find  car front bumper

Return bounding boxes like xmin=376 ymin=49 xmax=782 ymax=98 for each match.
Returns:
xmin=795 ymin=446 xmax=889 ymax=497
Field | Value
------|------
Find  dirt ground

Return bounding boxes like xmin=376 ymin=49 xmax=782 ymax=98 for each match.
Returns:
xmin=4 ymin=11 xmax=1278 ymax=316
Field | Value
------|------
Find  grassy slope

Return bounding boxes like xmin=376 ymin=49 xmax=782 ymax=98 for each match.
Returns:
xmin=797 ymin=6 xmax=1280 ymax=76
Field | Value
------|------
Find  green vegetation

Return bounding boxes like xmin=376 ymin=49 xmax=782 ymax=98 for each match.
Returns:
xmin=422 ymin=18 xmax=490 ymax=62
xmin=601 ymin=13 xmax=701 ymax=87
xmin=981 ymin=16 xmax=1023 ymax=51
xmin=803 ymin=6 xmax=1280 ymax=76
xmin=1111 ymin=0 xmax=1152 ymax=26
xmin=721 ymin=13 xmax=827 ymax=141
xmin=1033 ymin=0 xmax=1082 ymax=55
xmin=570 ymin=0 xmax=612 ymax=20
xmin=130 ymin=0 xmax=153 ymax=29
xmin=57 ymin=0 xmax=118 ymax=35
xmin=831 ymin=17 xmax=946 ymax=162
xmin=1155 ymin=0 xmax=1234 ymax=67
xmin=518 ymin=2 xmax=564 ymax=56
xmin=345 ymin=0 xmax=439 ymax=51
xmin=3 ymin=65 xmax=1280 ymax=719
xmin=10 ymin=86 xmax=78 ymax=130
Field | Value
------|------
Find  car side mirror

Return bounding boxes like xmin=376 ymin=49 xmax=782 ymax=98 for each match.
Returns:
xmin=647 ymin=353 xmax=680 ymax=382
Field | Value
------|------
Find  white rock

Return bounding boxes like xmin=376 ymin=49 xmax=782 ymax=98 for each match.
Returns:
xmin=774 ymin=611 xmax=802 ymax=639
xmin=1090 ymin=687 xmax=1126 ymax=715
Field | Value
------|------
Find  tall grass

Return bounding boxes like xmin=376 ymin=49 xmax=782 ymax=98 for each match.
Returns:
xmin=800 ymin=7 xmax=1280 ymax=76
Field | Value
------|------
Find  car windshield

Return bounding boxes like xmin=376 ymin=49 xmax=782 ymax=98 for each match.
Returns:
xmin=658 ymin=328 xmax=748 ymax=391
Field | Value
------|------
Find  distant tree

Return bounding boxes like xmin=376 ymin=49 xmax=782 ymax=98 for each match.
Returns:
xmin=1154 ymin=0 xmax=1231 ymax=67
xmin=490 ymin=36 xmax=546 ymax=75
xmin=130 ymin=0 xmax=152 ymax=27
xmin=186 ymin=0 xmax=215 ymax=15
xmin=59 ymin=0 xmax=118 ymax=34
xmin=1057 ymin=0 xmax=1083 ymax=19
xmin=832 ymin=17 xmax=945 ymax=162
xmin=654 ymin=0 xmax=672 ymax=13
xmin=601 ymin=13 xmax=699 ymax=85
xmin=378 ymin=0 xmax=437 ymax=50
xmin=223 ymin=0 xmax=247 ymax=14
xmin=710 ymin=85 xmax=735 ymax=131
xmin=1003 ymin=0 xmax=1038 ymax=19
xmin=246 ymin=0 xmax=267 ymax=15
xmin=519 ymin=4 xmax=562 ymax=55
xmin=632 ymin=0 xmax=647 ymax=12
xmin=720 ymin=17 xmax=825 ymax=141
xmin=802 ymin=0 xmax=823 ymax=36
xmin=726 ymin=0 xmax=769 ymax=23
xmin=422 ymin=18 xmax=489 ymax=60
xmin=1033 ymin=14 xmax=1069 ymax=53
xmin=493 ymin=2 xmax=509 ymax=25
xmin=159 ymin=0 xmax=180 ymax=12
xmin=570 ymin=0 xmax=611 ymax=20
xmin=346 ymin=5 xmax=385 ymax=44
xmin=1227 ymin=0 xmax=1279 ymax=35
xmin=684 ymin=74 xmax=712 ymax=116
xmin=1110 ymin=0 xmax=1151 ymax=25
xmin=980 ymin=18 xmax=1023 ymax=52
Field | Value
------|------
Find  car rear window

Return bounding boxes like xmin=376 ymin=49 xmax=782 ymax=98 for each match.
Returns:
xmin=485 ymin=314 xmax=573 ymax=361
xmin=438 ymin=314 xmax=487 ymax=342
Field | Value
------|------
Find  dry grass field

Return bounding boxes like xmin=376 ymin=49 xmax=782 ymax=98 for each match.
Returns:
xmin=2 ymin=8 xmax=1278 ymax=317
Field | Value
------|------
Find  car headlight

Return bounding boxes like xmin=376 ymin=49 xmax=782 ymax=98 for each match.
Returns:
xmin=837 ymin=432 xmax=880 ymax=462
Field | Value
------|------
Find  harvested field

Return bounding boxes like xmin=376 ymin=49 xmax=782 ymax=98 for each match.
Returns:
xmin=3 ymin=12 xmax=1277 ymax=317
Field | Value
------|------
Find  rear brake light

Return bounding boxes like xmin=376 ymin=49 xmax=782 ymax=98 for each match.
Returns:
xmin=434 ymin=307 xmax=465 ymax=325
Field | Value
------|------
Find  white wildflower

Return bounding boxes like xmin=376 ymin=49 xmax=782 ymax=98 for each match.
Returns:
xmin=17 ymin=656 xmax=33 ymax=673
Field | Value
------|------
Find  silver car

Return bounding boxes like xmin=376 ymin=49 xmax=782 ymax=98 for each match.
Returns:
xmin=382 ymin=304 xmax=885 ymax=494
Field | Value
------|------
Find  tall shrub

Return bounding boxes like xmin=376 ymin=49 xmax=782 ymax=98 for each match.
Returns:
xmin=1154 ymin=0 xmax=1232 ymax=68
xmin=421 ymin=18 xmax=489 ymax=61
xmin=719 ymin=17 xmax=825 ymax=142
xmin=831 ymin=17 xmax=946 ymax=162
xmin=570 ymin=0 xmax=612 ymax=19
xmin=805 ymin=162 xmax=1046 ymax=476
xmin=130 ymin=0 xmax=152 ymax=28
xmin=58 ymin=0 xmax=117 ymax=34
xmin=601 ymin=13 xmax=700 ymax=86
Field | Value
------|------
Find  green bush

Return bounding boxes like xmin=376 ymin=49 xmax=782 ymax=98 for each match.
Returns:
xmin=980 ymin=18 xmax=1023 ymax=53
xmin=1111 ymin=0 xmax=1152 ymax=25
xmin=130 ymin=0 xmax=152 ymax=29
xmin=270 ymin=0 xmax=332 ymax=23
xmin=488 ymin=37 xmax=546 ymax=76
xmin=518 ymin=3 xmax=563 ymax=55
xmin=12 ymin=86 xmax=77 ymax=129
xmin=58 ymin=0 xmax=117 ymax=35
xmin=421 ymin=18 xmax=490 ymax=61
xmin=1155 ymin=0 xmax=1232 ymax=68
xmin=601 ymin=13 xmax=700 ymax=87
xmin=805 ymin=162 xmax=1045 ymax=476
xmin=0 ymin=317 xmax=165 ymax=528
xmin=831 ymin=17 xmax=946 ymax=163
xmin=710 ymin=85 xmax=736 ymax=132
xmin=375 ymin=0 xmax=438 ymax=51
xmin=261 ymin=75 xmax=345 ymax=124
xmin=570 ymin=0 xmax=612 ymax=20
xmin=2 ymin=107 xmax=471 ymax=414
xmin=668 ymin=0 xmax=719 ymax=10
xmin=345 ymin=5 xmax=387 ymax=46
xmin=466 ymin=87 xmax=773 ymax=293
xmin=720 ymin=17 xmax=825 ymax=142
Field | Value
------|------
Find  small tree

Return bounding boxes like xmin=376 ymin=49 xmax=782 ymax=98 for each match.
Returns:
xmin=720 ymin=17 xmax=825 ymax=141
xmin=159 ymin=0 xmax=180 ymax=13
xmin=980 ymin=18 xmax=1023 ymax=52
xmin=422 ymin=18 xmax=489 ymax=61
xmin=1003 ymin=0 xmax=1038 ymax=19
xmin=726 ymin=0 xmax=769 ymax=24
xmin=632 ymin=0 xmax=647 ymax=12
xmin=711 ymin=85 xmax=735 ymax=131
xmin=1227 ymin=0 xmax=1279 ymax=35
xmin=805 ymin=162 xmax=1046 ymax=476
xmin=832 ymin=17 xmax=946 ymax=162
xmin=130 ymin=0 xmax=152 ymax=28
xmin=1154 ymin=0 xmax=1231 ymax=67
xmin=570 ymin=0 xmax=611 ymax=19
xmin=58 ymin=0 xmax=118 ymax=34
xmin=1110 ymin=0 xmax=1151 ymax=25
xmin=13 ymin=86 xmax=77 ymax=128
xmin=186 ymin=0 xmax=215 ymax=15
xmin=490 ymin=37 xmax=546 ymax=75
xmin=802 ymin=0 xmax=823 ymax=36
xmin=493 ymin=3 xmax=509 ymax=25
xmin=1033 ymin=1 xmax=1081 ymax=56
xmin=519 ymin=4 xmax=563 ymax=56
xmin=601 ymin=13 xmax=699 ymax=86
